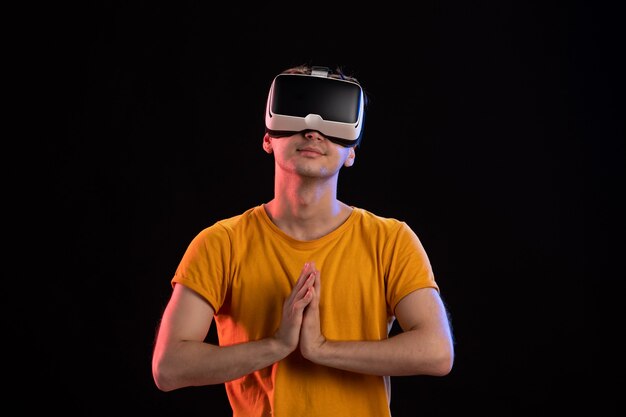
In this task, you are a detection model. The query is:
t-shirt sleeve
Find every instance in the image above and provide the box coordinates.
[386,222,438,313]
[171,223,232,313]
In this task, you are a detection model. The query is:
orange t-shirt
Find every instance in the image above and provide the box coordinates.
[172,205,438,417]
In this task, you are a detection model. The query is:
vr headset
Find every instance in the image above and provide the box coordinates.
[265,66,365,147]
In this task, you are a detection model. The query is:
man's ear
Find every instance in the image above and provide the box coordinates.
[263,133,273,154]
[344,146,356,167]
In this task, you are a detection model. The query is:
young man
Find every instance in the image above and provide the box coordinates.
[152,65,454,416]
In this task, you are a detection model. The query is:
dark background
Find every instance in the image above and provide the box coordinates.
[42,1,623,415]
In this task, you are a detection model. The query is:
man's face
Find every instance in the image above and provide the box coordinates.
[264,131,355,179]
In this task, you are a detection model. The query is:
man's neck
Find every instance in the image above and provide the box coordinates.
[263,195,352,241]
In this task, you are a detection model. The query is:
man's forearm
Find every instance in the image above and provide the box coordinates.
[153,337,291,391]
[302,329,454,377]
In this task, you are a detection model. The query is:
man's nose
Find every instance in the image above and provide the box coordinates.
[304,130,325,141]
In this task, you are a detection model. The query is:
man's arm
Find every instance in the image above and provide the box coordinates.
[300,270,454,376]
[152,268,316,391]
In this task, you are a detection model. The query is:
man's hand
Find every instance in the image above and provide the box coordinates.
[273,262,316,353]
[300,262,326,360]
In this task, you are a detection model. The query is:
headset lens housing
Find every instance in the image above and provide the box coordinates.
[265,73,365,146]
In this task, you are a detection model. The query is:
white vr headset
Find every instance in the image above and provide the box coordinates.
[265,66,365,147]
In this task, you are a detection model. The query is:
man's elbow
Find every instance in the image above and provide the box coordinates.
[152,356,181,392]
[431,348,454,376]
[408,337,454,377]
[153,371,174,392]
[429,339,454,376]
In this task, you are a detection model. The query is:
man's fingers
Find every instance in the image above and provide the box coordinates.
[287,262,318,309]
[292,263,313,292]
[292,274,315,308]
[291,262,316,294]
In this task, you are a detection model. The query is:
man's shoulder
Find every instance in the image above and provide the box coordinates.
[350,207,411,237]
[352,207,404,226]
[213,205,262,229]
